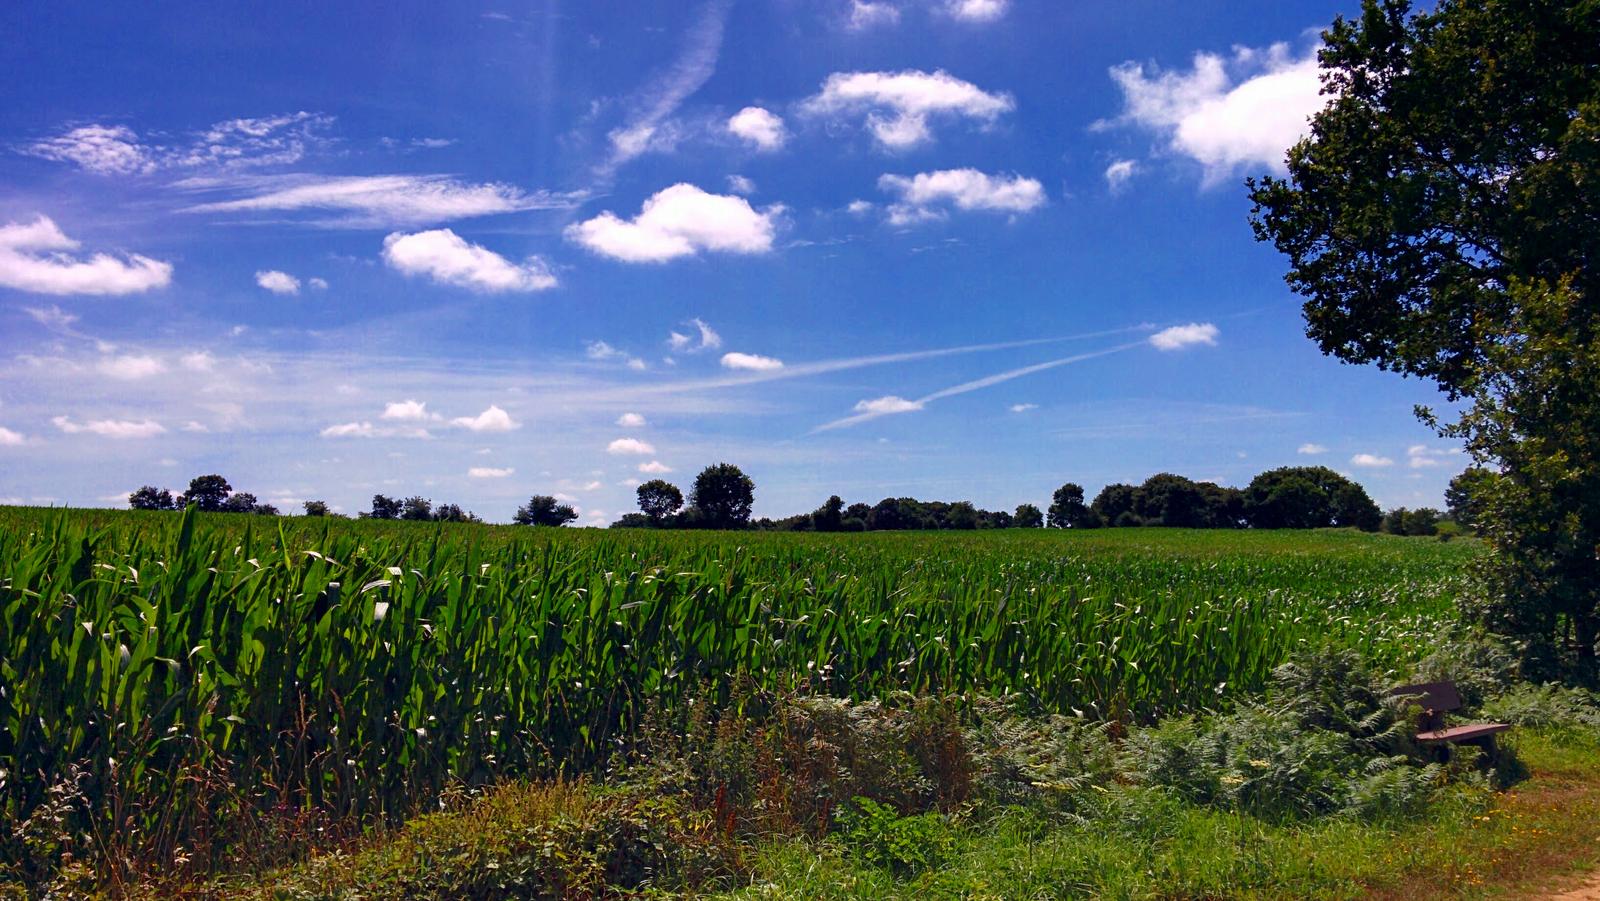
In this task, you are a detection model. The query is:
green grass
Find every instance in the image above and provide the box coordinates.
[0,506,1478,886]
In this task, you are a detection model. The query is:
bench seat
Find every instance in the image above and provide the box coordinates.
[1415,722,1510,743]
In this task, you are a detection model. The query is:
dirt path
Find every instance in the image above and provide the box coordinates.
[1541,872,1600,900]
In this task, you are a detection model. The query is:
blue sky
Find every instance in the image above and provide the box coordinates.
[0,0,1465,522]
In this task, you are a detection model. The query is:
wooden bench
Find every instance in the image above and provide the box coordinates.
[1390,681,1510,758]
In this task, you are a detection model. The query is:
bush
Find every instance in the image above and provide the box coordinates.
[833,797,955,877]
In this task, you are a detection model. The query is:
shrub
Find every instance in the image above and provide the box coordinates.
[833,797,955,877]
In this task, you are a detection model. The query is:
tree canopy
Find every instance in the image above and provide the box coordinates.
[689,463,755,529]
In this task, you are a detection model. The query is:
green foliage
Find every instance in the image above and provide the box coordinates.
[513,494,578,526]
[833,797,955,877]
[690,463,756,529]
[1445,467,1497,531]
[1012,503,1043,529]
[1245,466,1381,531]
[636,479,684,524]
[0,509,1476,884]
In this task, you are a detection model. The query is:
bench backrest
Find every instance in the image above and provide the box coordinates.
[1390,681,1463,731]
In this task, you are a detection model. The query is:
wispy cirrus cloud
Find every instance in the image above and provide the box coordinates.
[813,341,1146,432]
[23,113,334,175]
[180,174,583,228]
[599,0,732,175]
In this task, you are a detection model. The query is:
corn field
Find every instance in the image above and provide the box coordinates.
[0,506,1474,875]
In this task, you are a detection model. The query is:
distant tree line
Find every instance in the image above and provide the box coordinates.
[129,475,283,516]
[132,462,1472,538]
[611,465,1393,533]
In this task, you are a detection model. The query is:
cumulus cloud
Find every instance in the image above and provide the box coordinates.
[801,69,1013,150]
[1149,322,1219,350]
[1103,43,1324,182]
[0,426,25,446]
[848,0,901,29]
[307,277,329,290]
[1105,159,1138,192]
[727,106,788,151]
[617,412,647,428]
[568,184,779,263]
[855,395,924,415]
[468,466,514,478]
[182,174,581,228]
[878,168,1045,224]
[1297,443,1328,455]
[0,215,173,296]
[97,354,166,380]
[52,415,166,439]
[451,405,520,432]
[638,460,673,474]
[721,352,784,371]
[1350,453,1394,468]
[255,270,300,294]
[382,228,557,293]
[381,399,438,421]
[945,0,1008,21]
[181,351,216,372]
[608,437,656,456]
[726,174,756,195]
[668,318,723,353]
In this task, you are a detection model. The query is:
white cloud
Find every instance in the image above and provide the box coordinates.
[180,351,216,372]
[638,460,673,474]
[721,352,784,371]
[727,106,788,151]
[468,466,514,479]
[381,399,438,421]
[801,69,1013,150]
[586,341,646,370]
[23,304,80,330]
[1297,442,1328,455]
[23,124,153,175]
[255,269,300,294]
[1407,444,1462,469]
[26,114,335,176]
[878,169,1045,224]
[97,354,166,380]
[608,437,656,455]
[382,228,557,293]
[726,174,756,195]
[1104,43,1324,182]
[600,0,729,173]
[1009,403,1037,413]
[52,415,166,439]
[182,420,209,433]
[0,426,24,446]
[451,405,520,432]
[617,412,647,428]
[0,215,173,296]
[567,184,779,263]
[318,421,431,439]
[1105,159,1138,192]
[848,0,901,29]
[1149,322,1219,350]
[945,0,1007,21]
[846,200,874,215]
[855,395,924,415]
[308,277,329,290]
[667,318,723,353]
[182,174,580,228]
[1351,453,1395,468]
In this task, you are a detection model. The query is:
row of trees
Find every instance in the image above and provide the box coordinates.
[130,475,281,516]
[361,494,482,523]
[610,465,1389,534]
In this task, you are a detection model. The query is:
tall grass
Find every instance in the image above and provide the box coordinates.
[0,506,1473,880]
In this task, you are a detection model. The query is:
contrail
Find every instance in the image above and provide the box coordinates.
[810,340,1147,433]
[625,324,1155,397]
